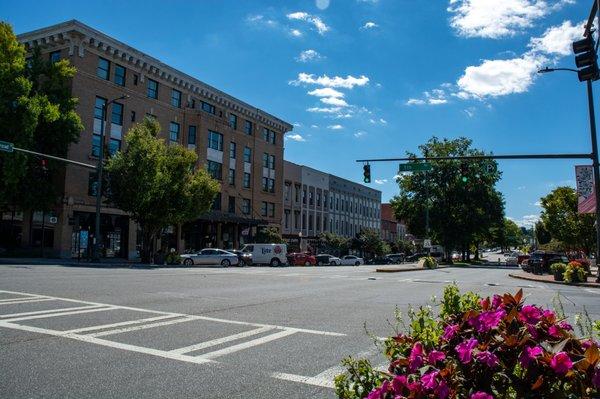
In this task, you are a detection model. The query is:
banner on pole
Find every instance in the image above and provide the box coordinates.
[576,165,596,214]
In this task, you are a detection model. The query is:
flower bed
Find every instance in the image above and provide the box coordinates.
[564,261,587,284]
[335,285,600,399]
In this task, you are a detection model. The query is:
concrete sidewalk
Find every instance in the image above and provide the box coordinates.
[509,271,600,288]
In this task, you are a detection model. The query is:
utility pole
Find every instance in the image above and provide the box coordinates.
[586,79,600,280]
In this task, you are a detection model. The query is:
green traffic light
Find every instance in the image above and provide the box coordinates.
[462,176,468,183]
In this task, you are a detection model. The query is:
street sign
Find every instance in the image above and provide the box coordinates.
[576,165,595,213]
[0,141,14,153]
[398,162,432,172]
[423,239,432,248]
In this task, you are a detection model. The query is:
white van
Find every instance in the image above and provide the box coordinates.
[240,243,287,266]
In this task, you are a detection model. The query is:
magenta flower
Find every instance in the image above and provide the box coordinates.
[476,350,499,368]
[436,380,450,399]
[519,305,542,325]
[367,380,390,399]
[527,324,540,339]
[558,321,573,331]
[408,342,424,372]
[469,310,505,333]
[428,350,446,364]
[519,345,543,367]
[550,352,573,375]
[392,375,407,393]
[470,392,494,399]
[421,371,439,390]
[543,309,556,320]
[491,294,502,309]
[548,325,562,339]
[582,339,596,350]
[593,368,600,388]
[442,324,459,341]
[456,338,479,364]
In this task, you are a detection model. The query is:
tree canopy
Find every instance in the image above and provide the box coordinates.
[254,226,284,244]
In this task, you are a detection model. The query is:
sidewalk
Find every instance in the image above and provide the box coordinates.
[375,263,445,273]
[508,271,600,288]
[0,257,142,268]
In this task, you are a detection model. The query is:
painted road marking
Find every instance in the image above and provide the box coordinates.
[2,306,116,322]
[170,325,275,355]
[88,315,200,337]
[0,304,107,319]
[198,329,298,360]
[0,298,56,306]
[64,314,181,334]
[0,295,46,303]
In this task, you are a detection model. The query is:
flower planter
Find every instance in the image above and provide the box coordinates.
[553,272,564,281]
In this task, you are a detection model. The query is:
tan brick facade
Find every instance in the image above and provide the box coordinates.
[16,20,292,259]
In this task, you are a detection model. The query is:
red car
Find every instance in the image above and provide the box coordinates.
[287,252,317,266]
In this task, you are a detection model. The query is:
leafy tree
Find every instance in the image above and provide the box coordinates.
[0,22,82,211]
[318,232,350,255]
[391,137,504,260]
[535,221,551,245]
[489,218,523,251]
[357,228,388,256]
[254,226,284,244]
[106,118,219,263]
[539,186,595,254]
[390,239,416,255]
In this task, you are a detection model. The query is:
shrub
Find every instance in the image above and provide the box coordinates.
[550,262,566,281]
[165,251,181,265]
[564,261,587,284]
[421,256,437,269]
[335,285,600,399]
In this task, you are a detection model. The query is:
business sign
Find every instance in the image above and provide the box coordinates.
[423,239,432,248]
[398,163,432,173]
[79,230,89,249]
[0,140,14,153]
[241,228,250,236]
[576,165,595,214]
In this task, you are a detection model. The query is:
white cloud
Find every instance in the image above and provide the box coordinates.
[369,118,387,124]
[307,106,342,113]
[354,131,367,138]
[286,134,306,142]
[246,14,279,29]
[311,124,319,128]
[406,98,426,105]
[406,88,449,105]
[308,87,344,98]
[290,29,303,37]
[448,0,574,39]
[379,118,387,124]
[509,214,540,227]
[291,73,370,89]
[293,122,302,127]
[296,49,323,62]
[529,20,582,56]
[321,97,349,107]
[327,124,343,130]
[361,21,379,30]
[375,179,388,185]
[464,107,476,117]
[287,11,330,35]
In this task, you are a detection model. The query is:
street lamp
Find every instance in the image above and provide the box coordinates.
[537,67,600,280]
[92,94,129,262]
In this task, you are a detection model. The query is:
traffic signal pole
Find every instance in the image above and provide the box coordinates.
[586,79,600,281]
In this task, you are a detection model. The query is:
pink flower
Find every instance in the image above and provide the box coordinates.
[469,310,505,333]
[428,350,446,364]
[548,325,562,338]
[582,339,596,350]
[442,324,459,341]
[543,309,556,320]
[436,380,450,399]
[367,380,390,399]
[408,342,424,372]
[550,352,573,375]
[593,368,600,388]
[456,338,479,364]
[519,345,543,367]
[476,350,499,368]
[392,375,407,393]
[491,294,502,309]
[470,392,494,399]
[519,305,542,325]
[421,371,438,390]
[527,324,540,339]
[558,321,573,331]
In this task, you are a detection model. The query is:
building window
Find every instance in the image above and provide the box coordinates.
[262,177,268,192]
[295,185,300,202]
[302,189,306,204]
[171,89,182,108]
[208,130,223,151]
[133,74,138,85]
[228,168,235,186]
[114,65,126,86]
[147,79,158,99]
[169,122,180,144]
[201,101,215,114]
[268,203,275,218]
[262,153,269,168]
[294,211,300,229]
[229,142,236,159]
[228,196,236,214]
[131,111,136,122]
[270,131,276,145]
[188,125,197,145]
[88,172,99,196]
[109,138,120,155]
[317,192,321,207]
[243,120,253,135]
[261,202,268,217]
[111,103,123,126]
[212,193,221,211]
[284,210,290,228]
[190,98,196,109]
[269,155,275,169]
[284,183,291,201]
[50,50,61,63]
[97,57,110,80]
[243,172,251,188]
[207,160,222,180]
[242,199,251,215]
[243,147,252,163]
[229,113,237,129]
[309,192,314,206]
[309,215,313,230]
[262,128,269,142]
[92,97,106,157]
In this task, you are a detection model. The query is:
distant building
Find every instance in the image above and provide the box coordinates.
[381,203,407,243]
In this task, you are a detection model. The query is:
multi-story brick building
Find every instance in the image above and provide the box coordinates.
[282,161,381,249]
[381,203,407,243]
[15,20,292,259]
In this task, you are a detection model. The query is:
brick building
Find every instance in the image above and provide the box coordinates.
[380,203,407,243]
[14,20,292,259]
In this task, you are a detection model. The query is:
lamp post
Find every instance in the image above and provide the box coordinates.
[92,94,129,262]
[538,67,600,279]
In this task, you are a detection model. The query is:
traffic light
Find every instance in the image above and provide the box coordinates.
[459,162,468,183]
[40,158,49,176]
[573,36,598,82]
[363,164,371,183]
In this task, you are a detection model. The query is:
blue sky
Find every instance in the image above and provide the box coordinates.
[1,0,595,227]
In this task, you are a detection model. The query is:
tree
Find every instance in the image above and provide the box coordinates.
[357,228,388,257]
[390,239,416,255]
[0,22,82,211]
[390,137,504,260]
[539,186,595,254]
[489,218,523,251]
[254,226,284,244]
[318,232,350,255]
[535,221,551,246]
[106,118,220,263]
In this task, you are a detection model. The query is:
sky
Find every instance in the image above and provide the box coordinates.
[1,0,596,227]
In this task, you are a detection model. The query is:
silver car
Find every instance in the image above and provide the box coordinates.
[181,249,239,267]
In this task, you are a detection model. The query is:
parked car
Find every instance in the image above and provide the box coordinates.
[366,256,392,265]
[505,252,520,265]
[405,252,428,262]
[386,253,405,264]
[315,254,341,266]
[240,243,288,267]
[180,249,240,267]
[287,252,317,266]
[340,255,364,266]
[227,249,252,266]
[525,251,568,274]
[451,252,461,261]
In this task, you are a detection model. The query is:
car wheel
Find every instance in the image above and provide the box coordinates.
[304,261,310,266]
[221,259,230,267]
[330,261,336,266]
[183,258,193,266]
[270,258,281,267]
[355,261,360,266]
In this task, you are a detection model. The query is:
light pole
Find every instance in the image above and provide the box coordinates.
[538,67,600,279]
[92,94,129,262]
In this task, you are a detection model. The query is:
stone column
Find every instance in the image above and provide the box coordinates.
[233,224,239,249]
[216,222,223,248]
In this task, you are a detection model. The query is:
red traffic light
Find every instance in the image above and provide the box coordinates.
[573,36,595,54]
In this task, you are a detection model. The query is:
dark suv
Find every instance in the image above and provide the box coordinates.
[525,251,568,274]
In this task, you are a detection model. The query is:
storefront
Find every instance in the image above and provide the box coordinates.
[182,213,267,251]
[69,211,129,259]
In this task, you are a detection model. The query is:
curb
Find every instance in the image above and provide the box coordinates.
[376,266,447,273]
[508,273,600,289]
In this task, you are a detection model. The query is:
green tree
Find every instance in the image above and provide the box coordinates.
[357,228,388,256]
[390,238,416,255]
[489,218,523,251]
[318,232,350,255]
[0,22,82,211]
[539,186,595,254]
[390,137,504,260]
[535,221,551,245]
[106,118,219,263]
[254,226,284,244]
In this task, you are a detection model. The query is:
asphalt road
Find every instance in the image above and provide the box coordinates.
[1,263,599,399]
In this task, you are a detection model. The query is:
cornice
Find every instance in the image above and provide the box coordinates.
[17,19,293,133]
